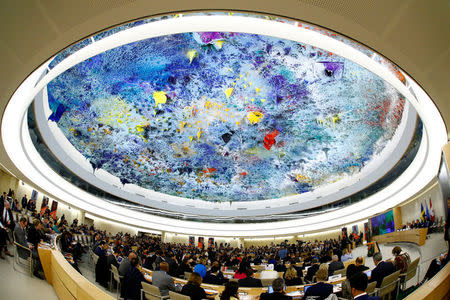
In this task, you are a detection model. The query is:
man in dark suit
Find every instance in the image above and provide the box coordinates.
[369,252,395,288]
[305,258,320,283]
[328,255,345,276]
[259,278,292,300]
[204,265,228,285]
[21,195,28,211]
[238,268,263,287]
[2,201,15,232]
[152,262,179,296]
[350,271,381,300]
[346,256,369,278]
[122,255,151,300]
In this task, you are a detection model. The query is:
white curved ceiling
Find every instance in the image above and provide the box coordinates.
[0,2,448,235]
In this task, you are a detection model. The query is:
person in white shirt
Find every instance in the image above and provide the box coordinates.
[341,249,354,262]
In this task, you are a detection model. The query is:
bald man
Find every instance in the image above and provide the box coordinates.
[152,262,179,296]
[119,252,137,276]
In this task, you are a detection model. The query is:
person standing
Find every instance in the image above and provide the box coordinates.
[21,195,28,211]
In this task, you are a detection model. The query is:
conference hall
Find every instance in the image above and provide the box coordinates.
[0,1,448,299]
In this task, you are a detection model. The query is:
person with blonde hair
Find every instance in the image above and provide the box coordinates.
[181,272,207,300]
[284,266,303,286]
[303,264,333,299]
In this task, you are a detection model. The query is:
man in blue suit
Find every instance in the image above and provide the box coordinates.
[369,252,395,288]
[349,272,381,300]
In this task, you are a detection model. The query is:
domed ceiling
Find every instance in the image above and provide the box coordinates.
[44,14,408,204]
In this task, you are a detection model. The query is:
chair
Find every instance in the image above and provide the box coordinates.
[12,236,33,276]
[333,268,346,276]
[184,271,192,280]
[366,281,377,295]
[399,257,419,289]
[169,291,190,300]
[343,259,355,269]
[141,281,170,300]
[377,270,400,300]
[261,278,274,287]
[92,253,99,276]
[110,264,123,299]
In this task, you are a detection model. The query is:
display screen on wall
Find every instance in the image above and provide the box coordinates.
[40,196,49,215]
[371,210,395,236]
[198,237,204,248]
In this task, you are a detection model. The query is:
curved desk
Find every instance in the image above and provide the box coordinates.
[372,228,428,246]
[38,238,114,300]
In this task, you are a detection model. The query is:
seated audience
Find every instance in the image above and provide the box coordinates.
[181,272,207,300]
[284,265,303,286]
[349,272,381,300]
[216,281,239,300]
[193,258,207,278]
[152,262,179,296]
[328,254,345,276]
[14,217,44,279]
[341,248,354,262]
[260,264,279,280]
[304,258,320,283]
[238,268,262,287]
[204,265,228,285]
[233,262,247,279]
[177,256,193,277]
[303,264,333,300]
[420,253,449,284]
[259,278,292,300]
[346,256,369,277]
[122,254,150,300]
[119,252,137,276]
[369,252,395,288]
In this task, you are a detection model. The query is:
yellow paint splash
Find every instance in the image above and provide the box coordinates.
[215,40,224,49]
[247,111,264,124]
[186,50,198,63]
[224,87,234,99]
[153,91,167,107]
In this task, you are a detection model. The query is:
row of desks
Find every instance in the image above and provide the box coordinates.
[140,267,344,299]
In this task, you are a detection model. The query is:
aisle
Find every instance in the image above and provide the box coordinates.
[0,246,58,300]
[77,251,117,298]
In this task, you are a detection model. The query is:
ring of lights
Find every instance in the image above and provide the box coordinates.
[2,15,446,236]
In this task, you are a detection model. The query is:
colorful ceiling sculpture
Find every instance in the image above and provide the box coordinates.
[46,31,405,202]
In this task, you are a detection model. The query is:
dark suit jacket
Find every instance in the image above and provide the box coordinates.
[122,266,145,300]
[328,261,345,276]
[1,208,14,231]
[303,282,333,300]
[204,272,228,285]
[180,283,207,300]
[346,264,369,278]
[238,276,263,287]
[305,264,319,282]
[260,292,292,300]
[370,261,395,288]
